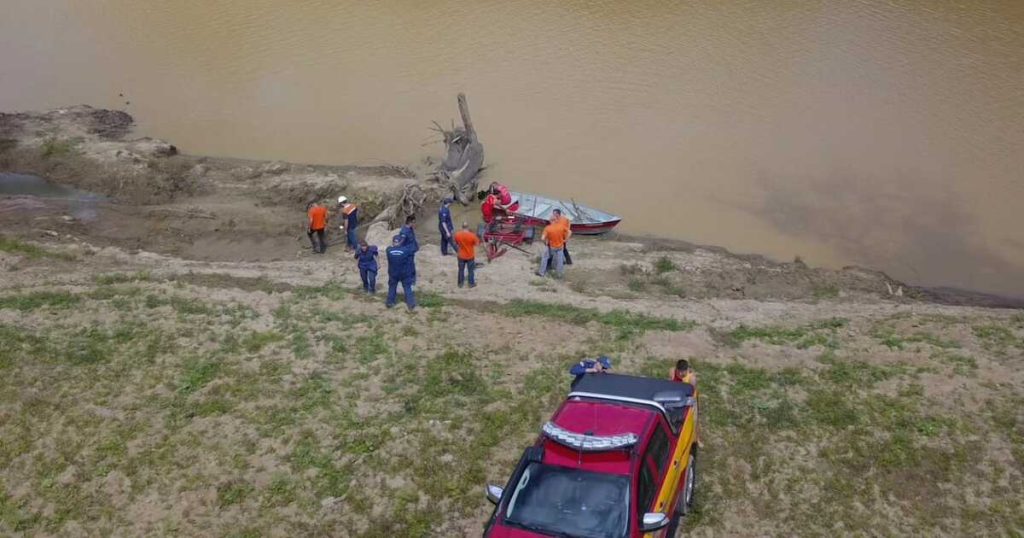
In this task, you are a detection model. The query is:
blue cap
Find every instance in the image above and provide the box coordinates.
[597,356,612,369]
[442,197,454,204]
[392,235,404,244]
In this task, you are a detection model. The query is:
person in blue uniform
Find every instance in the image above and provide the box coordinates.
[569,356,613,387]
[438,198,456,255]
[399,215,419,285]
[338,195,359,251]
[354,240,379,294]
[385,234,417,310]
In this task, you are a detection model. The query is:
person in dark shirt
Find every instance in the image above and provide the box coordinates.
[569,356,612,387]
[399,215,419,285]
[385,234,418,310]
[338,196,359,251]
[354,240,379,294]
[438,198,456,255]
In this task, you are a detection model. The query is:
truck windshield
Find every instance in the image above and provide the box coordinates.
[503,462,630,538]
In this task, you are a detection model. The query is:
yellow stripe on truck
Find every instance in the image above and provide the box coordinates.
[646,400,697,537]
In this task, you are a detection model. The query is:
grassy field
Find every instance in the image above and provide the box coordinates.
[1,260,1023,536]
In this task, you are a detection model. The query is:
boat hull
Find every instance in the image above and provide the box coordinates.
[509,191,621,235]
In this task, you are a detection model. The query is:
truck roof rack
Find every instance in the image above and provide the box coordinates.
[568,373,695,432]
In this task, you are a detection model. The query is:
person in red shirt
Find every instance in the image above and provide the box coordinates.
[481,193,497,224]
[489,181,520,214]
[453,222,480,288]
[306,201,329,254]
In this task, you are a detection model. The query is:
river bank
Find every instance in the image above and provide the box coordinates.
[1,106,1019,308]
[1,106,1022,536]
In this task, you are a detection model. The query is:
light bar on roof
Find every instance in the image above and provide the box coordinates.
[542,422,638,451]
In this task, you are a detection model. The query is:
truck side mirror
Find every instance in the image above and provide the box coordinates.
[485,484,504,505]
[640,512,670,532]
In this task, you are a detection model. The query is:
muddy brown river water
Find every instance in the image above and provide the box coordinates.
[1,1,1022,296]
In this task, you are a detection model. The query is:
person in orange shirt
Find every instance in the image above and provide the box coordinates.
[545,208,573,270]
[453,222,480,288]
[536,216,568,278]
[306,201,329,254]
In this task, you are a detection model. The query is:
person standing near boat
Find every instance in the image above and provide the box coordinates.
[489,181,520,214]
[543,208,573,273]
[536,217,568,278]
[552,208,573,266]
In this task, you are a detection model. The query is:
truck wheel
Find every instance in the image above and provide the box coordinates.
[680,448,697,515]
[666,446,698,536]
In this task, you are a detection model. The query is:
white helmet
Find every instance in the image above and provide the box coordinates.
[337,195,348,205]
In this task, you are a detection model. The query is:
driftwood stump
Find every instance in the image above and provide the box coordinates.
[434,93,485,204]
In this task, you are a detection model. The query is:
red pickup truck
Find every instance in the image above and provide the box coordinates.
[483,373,700,538]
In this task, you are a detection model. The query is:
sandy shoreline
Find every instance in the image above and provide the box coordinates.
[1,105,1019,309]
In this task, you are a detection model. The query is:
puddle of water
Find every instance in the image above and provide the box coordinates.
[0,173,106,221]
[0,173,106,201]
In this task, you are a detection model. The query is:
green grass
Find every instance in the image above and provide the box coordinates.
[40,137,80,159]
[177,359,221,395]
[503,299,693,339]
[666,354,992,535]
[0,290,81,311]
[812,284,839,299]
[217,479,254,507]
[721,318,846,348]
[654,256,677,274]
[1,267,1020,537]
[241,331,285,353]
[93,271,152,285]
[973,324,1020,352]
[873,327,962,351]
[417,291,446,308]
[0,236,74,261]
[354,332,391,364]
[0,237,48,258]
